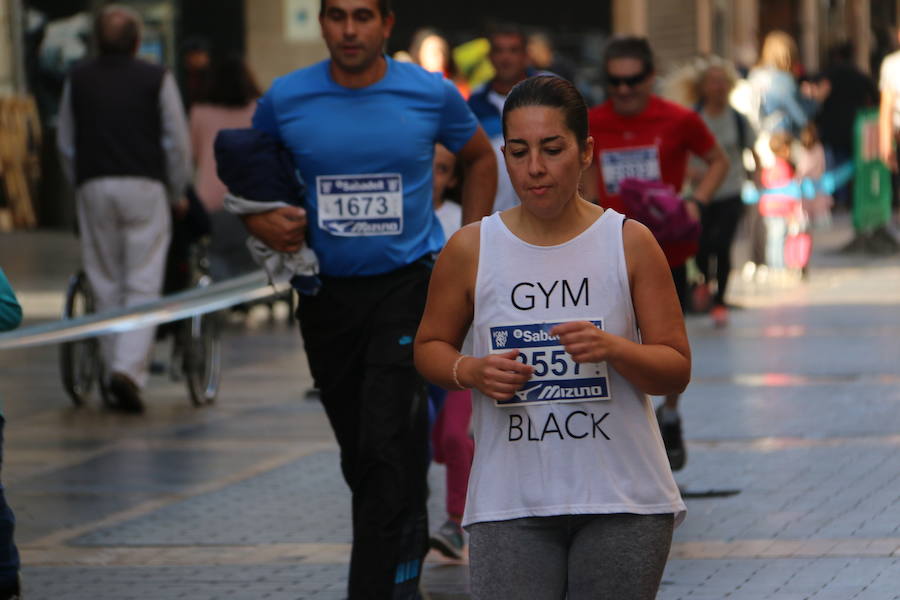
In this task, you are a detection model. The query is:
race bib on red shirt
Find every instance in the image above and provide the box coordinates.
[599,145,661,195]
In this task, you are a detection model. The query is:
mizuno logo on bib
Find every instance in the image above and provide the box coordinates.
[489,320,611,407]
[316,173,403,236]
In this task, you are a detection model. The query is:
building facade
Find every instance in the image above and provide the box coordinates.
[614,0,900,75]
[4,0,900,228]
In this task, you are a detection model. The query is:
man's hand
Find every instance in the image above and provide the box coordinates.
[172,196,189,219]
[684,198,701,222]
[242,207,307,252]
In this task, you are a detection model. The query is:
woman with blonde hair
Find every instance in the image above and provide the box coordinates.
[743,32,829,280]
[747,31,829,138]
[667,56,759,326]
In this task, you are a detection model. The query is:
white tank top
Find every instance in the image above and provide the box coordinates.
[463,209,686,527]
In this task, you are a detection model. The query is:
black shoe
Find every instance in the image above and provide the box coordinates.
[108,372,145,414]
[148,360,167,375]
[656,405,686,471]
[0,573,21,599]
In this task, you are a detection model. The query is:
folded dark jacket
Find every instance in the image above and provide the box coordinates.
[214,128,305,205]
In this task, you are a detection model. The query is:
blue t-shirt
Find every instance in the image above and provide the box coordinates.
[253,57,479,277]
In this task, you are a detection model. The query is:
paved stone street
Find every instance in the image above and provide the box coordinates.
[1,214,899,599]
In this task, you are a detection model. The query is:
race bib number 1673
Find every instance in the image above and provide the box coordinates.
[489,320,611,407]
[316,173,403,237]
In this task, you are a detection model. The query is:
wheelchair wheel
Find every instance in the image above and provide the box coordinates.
[59,272,111,407]
[184,311,221,406]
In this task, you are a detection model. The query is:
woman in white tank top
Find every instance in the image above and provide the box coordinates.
[415,76,690,599]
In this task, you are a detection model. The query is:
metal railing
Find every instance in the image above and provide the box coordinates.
[0,271,291,351]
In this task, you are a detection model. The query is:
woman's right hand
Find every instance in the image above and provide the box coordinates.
[459,350,534,401]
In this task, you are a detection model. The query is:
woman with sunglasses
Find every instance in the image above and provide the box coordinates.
[582,36,729,474]
[415,75,689,600]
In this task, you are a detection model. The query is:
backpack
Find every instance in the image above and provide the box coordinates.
[618,178,701,244]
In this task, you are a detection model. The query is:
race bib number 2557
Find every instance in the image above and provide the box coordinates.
[489,321,611,407]
[316,173,403,237]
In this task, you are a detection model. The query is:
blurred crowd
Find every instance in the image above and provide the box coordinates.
[3,4,900,599]
[168,23,896,300]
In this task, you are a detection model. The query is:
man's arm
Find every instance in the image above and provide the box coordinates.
[159,71,192,202]
[455,126,496,224]
[241,92,308,252]
[880,87,897,171]
[56,80,76,185]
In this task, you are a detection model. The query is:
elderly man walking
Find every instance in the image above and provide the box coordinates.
[57,4,191,413]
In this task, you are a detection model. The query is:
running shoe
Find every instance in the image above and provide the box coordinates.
[0,572,21,599]
[691,283,712,313]
[741,261,756,282]
[429,519,465,560]
[108,372,144,414]
[656,405,686,471]
[710,304,729,328]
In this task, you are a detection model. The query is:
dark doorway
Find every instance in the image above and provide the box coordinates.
[178,0,245,57]
[758,0,801,50]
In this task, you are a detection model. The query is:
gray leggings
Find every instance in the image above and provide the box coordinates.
[468,513,674,600]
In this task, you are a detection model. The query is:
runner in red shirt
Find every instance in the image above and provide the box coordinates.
[582,36,729,471]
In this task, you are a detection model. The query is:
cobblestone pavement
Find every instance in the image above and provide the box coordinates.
[1,215,899,599]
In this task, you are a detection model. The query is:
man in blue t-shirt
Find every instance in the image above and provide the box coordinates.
[242,0,496,597]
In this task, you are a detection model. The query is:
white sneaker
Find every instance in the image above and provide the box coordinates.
[741,261,756,282]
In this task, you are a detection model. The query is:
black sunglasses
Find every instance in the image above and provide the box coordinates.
[605,69,650,88]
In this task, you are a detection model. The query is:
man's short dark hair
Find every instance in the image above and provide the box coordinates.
[94,4,142,56]
[319,0,392,17]
[488,23,528,50]
[603,36,655,74]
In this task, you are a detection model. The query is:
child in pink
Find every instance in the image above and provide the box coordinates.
[759,132,800,270]
[428,144,473,560]
[796,123,832,229]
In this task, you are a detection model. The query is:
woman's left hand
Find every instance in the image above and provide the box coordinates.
[550,321,621,364]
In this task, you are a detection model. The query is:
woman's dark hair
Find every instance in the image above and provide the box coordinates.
[502,75,589,150]
[603,36,655,74]
[205,54,261,108]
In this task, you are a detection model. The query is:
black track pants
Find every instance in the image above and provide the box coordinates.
[298,261,431,600]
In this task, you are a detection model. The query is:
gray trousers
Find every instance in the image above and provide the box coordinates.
[468,513,674,600]
[76,177,171,388]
